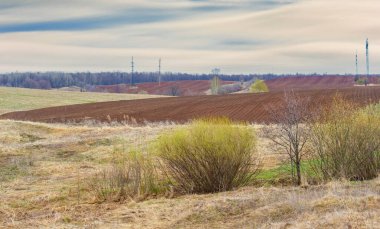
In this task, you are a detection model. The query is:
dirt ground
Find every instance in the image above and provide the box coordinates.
[2,87,380,124]
[266,76,380,91]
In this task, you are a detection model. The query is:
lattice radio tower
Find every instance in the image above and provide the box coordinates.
[131,56,135,86]
[158,58,161,86]
[355,50,358,76]
[366,39,369,77]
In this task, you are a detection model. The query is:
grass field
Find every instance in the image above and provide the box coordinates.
[0,87,379,228]
[0,120,378,228]
[0,87,164,114]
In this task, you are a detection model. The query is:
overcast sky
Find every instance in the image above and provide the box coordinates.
[0,0,378,74]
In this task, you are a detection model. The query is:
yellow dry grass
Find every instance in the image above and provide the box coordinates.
[0,120,379,228]
[0,86,165,114]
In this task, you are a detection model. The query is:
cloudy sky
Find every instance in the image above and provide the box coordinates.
[0,0,378,74]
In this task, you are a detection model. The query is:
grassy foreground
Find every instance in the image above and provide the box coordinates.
[0,87,164,114]
[0,120,379,228]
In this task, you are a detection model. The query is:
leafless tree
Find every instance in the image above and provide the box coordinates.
[168,86,180,96]
[263,91,313,186]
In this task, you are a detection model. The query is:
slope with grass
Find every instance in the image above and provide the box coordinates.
[0,120,378,228]
[0,87,164,114]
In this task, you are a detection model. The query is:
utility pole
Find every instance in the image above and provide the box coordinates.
[355,50,358,82]
[211,68,221,95]
[131,56,134,86]
[366,39,369,76]
[366,39,369,85]
[158,58,161,86]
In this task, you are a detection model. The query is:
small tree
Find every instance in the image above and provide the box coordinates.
[263,91,312,186]
[211,76,221,95]
[250,80,269,93]
[168,85,180,96]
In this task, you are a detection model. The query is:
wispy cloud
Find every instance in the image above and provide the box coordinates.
[0,0,378,74]
[0,9,176,33]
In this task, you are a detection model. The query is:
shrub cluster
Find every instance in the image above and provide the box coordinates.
[250,80,269,93]
[90,118,259,200]
[89,98,379,201]
[311,98,380,181]
[156,118,259,193]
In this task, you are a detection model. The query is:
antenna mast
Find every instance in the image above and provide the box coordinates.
[158,58,161,86]
[131,56,134,86]
[355,50,358,81]
[366,39,369,77]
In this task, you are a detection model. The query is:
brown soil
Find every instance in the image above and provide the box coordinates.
[2,87,380,124]
[266,76,379,91]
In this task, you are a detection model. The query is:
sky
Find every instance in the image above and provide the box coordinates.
[0,0,379,74]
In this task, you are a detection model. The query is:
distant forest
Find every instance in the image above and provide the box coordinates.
[0,72,371,90]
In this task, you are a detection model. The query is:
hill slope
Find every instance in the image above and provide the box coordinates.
[93,80,235,96]
[266,76,354,91]
[0,120,378,228]
[2,87,380,124]
[266,76,380,91]
[0,87,164,114]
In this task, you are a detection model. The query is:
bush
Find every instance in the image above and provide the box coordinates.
[156,118,259,194]
[250,80,269,93]
[311,98,380,181]
[90,150,163,202]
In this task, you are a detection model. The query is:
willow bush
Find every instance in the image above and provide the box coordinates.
[311,98,380,181]
[250,80,269,93]
[156,118,259,194]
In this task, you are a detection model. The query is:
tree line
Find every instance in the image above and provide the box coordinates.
[0,72,369,90]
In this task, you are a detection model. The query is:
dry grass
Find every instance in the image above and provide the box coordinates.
[0,120,176,227]
[0,120,378,228]
[0,86,165,114]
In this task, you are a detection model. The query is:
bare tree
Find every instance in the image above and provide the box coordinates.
[263,91,313,186]
[168,85,180,96]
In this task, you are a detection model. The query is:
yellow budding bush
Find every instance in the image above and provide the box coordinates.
[156,118,259,194]
[250,80,269,93]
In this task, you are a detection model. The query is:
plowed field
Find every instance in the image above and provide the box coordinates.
[2,87,380,124]
[266,76,379,91]
[93,80,235,96]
